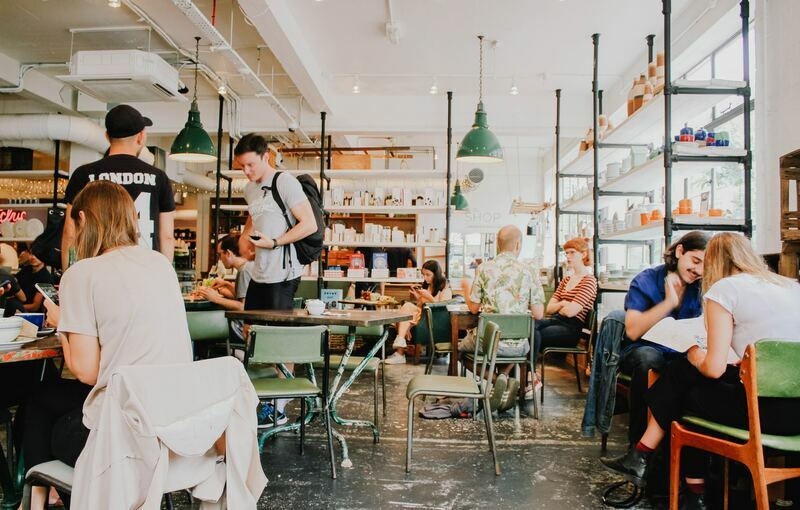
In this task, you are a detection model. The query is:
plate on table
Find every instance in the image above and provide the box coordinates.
[0,338,37,351]
[37,327,56,337]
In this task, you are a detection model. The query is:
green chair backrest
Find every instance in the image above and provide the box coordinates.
[186,310,229,342]
[479,321,501,397]
[478,313,532,341]
[329,325,384,337]
[755,339,800,398]
[419,301,456,345]
[249,325,327,364]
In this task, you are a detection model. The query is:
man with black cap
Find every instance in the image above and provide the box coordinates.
[61,104,175,268]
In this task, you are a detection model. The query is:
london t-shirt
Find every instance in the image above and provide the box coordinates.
[58,245,192,429]
[65,155,176,252]
[243,172,308,284]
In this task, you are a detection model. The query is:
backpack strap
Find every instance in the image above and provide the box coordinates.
[266,172,292,275]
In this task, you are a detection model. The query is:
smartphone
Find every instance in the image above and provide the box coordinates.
[0,279,11,288]
[35,283,59,305]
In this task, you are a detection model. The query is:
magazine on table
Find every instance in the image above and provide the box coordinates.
[642,316,739,363]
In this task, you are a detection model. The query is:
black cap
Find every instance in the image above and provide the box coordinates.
[105,104,153,139]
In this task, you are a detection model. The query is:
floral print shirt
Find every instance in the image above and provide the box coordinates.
[469,252,545,314]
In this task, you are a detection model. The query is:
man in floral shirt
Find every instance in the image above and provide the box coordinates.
[459,225,545,357]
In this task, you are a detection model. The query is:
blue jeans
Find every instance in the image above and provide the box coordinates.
[581,310,626,438]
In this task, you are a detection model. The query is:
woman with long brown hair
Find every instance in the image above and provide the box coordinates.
[22,181,192,510]
[602,233,800,509]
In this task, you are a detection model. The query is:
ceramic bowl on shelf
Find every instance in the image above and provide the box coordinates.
[13,220,27,238]
[0,222,13,238]
[26,219,44,238]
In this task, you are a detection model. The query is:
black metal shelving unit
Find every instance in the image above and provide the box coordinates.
[662,0,752,243]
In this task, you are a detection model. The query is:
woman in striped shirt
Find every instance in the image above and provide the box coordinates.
[533,237,598,361]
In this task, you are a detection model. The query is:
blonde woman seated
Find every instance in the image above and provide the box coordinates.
[385,260,452,364]
[602,233,800,509]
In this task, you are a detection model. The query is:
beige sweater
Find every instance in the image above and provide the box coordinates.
[71,357,267,509]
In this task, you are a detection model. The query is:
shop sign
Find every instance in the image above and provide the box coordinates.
[0,209,27,223]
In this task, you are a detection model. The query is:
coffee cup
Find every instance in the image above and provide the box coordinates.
[305,299,325,316]
[17,312,44,330]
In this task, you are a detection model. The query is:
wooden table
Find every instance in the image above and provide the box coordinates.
[338,298,397,309]
[0,335,62,364]
[226,308,412,470]
[447,304,479,376]
[0,335,62,508]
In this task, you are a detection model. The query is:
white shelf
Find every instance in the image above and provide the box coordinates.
[301,276,424,283]
[326,206,445,215]
[603,88,735,145]
[560,193,593,213]
[600,155,742,194]
[0,237,36,242]
[221,169,444,180]
[324,241,445,249]
[0,170,69,179]
[601,221,665,241]
[2,203,66,209]
[599,282,631,292]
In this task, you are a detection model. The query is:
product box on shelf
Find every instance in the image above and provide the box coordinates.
[347,268,367,278]
[371,268,389,279]
[397,267,418,279]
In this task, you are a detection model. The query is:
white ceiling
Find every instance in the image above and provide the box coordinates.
[0,0,728,149]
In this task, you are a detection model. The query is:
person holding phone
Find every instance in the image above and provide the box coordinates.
[384,260,452,365]
[12,244,53,313]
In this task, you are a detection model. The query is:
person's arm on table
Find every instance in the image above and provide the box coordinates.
[624,273,682,341]
[196,287,244,311]
[158,211,175,261]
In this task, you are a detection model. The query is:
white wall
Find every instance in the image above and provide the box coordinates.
[754,0,798,254]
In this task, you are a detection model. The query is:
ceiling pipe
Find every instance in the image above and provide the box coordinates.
[169,0,312,143]
[0,114,107,153]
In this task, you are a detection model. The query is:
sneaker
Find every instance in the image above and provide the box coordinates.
[524,376,543,400]
[489,374,507,412]
[257,402,288,428]
[499,377,520,412]
[384,352,407,365]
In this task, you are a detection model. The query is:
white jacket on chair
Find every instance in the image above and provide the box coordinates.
[71,357,267,509]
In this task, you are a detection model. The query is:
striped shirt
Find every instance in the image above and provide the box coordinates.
[553,275,598,324]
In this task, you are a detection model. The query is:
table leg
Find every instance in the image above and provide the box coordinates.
[329,327,389,446]
[450,315,459,376]
[0,445,19,509]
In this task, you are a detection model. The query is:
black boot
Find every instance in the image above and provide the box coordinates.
[601,447,652,487]
[680,490,708,510]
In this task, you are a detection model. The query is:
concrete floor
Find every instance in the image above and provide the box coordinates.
[230,358,651,510]
[2,357,656,510]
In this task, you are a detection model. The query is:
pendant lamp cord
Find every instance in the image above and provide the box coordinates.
[478,35,484,103]
[193,36,200,102]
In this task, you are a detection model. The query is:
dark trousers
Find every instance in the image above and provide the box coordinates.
[23,379,91,470]
[533,315,583,358]
[620,342,683,445]
[244,278,300,311]
[647,357,800,477]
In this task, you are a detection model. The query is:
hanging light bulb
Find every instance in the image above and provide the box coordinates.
[457,35,503,163]
[108,0,121,7]
[169,37,217,163]
[217,78,227,96]
[351,75,361,94]
[510,78,519,96]
[429,78,438,95]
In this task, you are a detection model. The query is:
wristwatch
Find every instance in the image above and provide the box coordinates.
[272,238,280,250]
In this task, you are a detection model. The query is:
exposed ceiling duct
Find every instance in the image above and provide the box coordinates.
[0,114,108,153]
[169,0,312,143]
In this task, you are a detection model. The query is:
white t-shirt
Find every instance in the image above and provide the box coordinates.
[244,172,308,284]
[59,245,193,429]
[703,273,800,359]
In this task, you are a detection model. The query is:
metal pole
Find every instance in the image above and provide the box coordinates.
[318,112,326,298]
[213,94,224,246]
[591,34,600,279]
[646,34,655,64]
[52,140,60,206]
[554,89,561,287]
[445,91,453,279]
[598,90,604,116]
[741,0,752,238]
[326,135,332,190]
[663,0,673,245]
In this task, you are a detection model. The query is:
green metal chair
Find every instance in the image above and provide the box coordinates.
[421,302,456,375]
[462,313,537,420]
[670,340,800,510]
[539,307,597,403]
[313,325,386,428]
[186,310,231,359]
[246,325,337,478]
[406,320,502,475]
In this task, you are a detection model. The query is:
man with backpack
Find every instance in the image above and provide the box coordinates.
[235,134,321,310]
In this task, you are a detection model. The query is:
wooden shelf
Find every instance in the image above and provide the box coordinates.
[1,203,66,210]
[601,217,745,241]
[324,241,445,249]
[325,206,445,214]
[599,282,631,292]
[221,169,444,180]
[301,276,423,283]
[0,170,69,179]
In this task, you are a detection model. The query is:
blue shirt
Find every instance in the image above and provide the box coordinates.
[624,264,703,353]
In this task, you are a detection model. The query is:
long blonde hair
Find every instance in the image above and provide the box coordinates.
[72,180,139,260]
[702,232,786,294]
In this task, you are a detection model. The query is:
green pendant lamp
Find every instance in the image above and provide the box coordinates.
[450,180,469,211]
[457,35,503,164]
[170,37,217,163]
